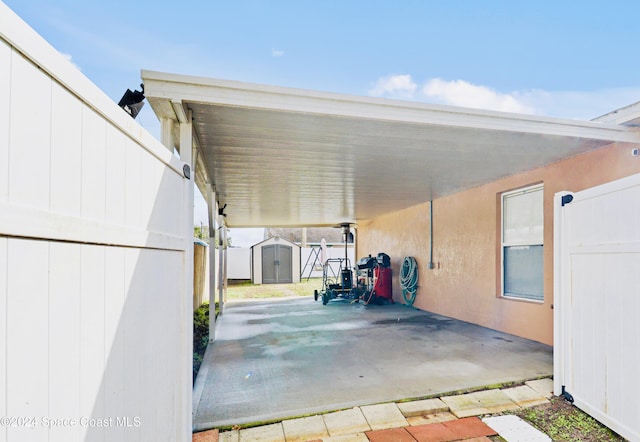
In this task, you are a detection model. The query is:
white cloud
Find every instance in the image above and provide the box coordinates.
[271,48,285,57]
[369,74,640,120]
[368,74,417,99]
[61,52,81,71]
[422,78,534,114]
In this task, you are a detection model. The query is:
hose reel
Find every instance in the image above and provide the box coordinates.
[400,256,419,306]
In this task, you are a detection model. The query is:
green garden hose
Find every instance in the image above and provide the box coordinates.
[400,256,419,306]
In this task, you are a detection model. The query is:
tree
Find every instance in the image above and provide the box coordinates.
[193,225,231,248]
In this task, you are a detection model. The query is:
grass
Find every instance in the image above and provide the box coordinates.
[510,396,625,442]
[226,278,323,300]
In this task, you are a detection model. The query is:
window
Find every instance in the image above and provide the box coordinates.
[501,184,543,301]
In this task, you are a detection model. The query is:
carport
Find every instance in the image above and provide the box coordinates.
[141,71,637,316]
[142,71,636,233]
[141,71,639,429]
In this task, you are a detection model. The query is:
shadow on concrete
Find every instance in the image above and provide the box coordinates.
[193,297,552,430]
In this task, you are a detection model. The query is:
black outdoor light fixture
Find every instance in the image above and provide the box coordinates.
[118,83,145,119]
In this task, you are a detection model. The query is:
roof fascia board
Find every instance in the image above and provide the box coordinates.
[142,70,640,144]
[594,101,640,126]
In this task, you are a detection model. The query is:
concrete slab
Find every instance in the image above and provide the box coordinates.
[238,423,284,442]
[406,412,457,426]
[483,415,551,441]
[322,408,371,436]
[360,403,408,430]
[281,415,329,441]
[502,385,549,408]
[440,393,489,418]
[525,378,554,399]
[469,389,520,414]
[441,389,519,418]
[397,398,449,417]
[194,297,552,429]
[218,430,238,442]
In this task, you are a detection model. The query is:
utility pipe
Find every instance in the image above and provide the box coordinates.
[428,201,435,269]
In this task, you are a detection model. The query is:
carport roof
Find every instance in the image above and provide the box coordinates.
[142,70,640,228]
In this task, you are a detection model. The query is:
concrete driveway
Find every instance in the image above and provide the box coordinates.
[192,297,552,431]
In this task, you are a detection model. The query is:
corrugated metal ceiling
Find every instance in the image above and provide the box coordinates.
[142,71,640,227]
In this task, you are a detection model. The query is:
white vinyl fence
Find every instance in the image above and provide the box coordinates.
[222,246,355,282]
[554,173,640,442]
[228,247,251,279]
[1,4,192,441]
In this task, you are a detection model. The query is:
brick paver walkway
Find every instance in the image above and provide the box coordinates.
[193,378,554,442]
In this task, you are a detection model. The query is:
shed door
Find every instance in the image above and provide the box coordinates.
[278,245,292,283]
[554,173,640,441]
[261,244,292,284]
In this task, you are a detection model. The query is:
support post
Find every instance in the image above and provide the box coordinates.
[553,191,573,397]
[206,184,217,342]
[217,220,225,315]
[179,112,194,440]
[160,117,174,152]
[223,226,228,303]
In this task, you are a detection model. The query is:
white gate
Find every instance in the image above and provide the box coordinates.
[554,173,640,441]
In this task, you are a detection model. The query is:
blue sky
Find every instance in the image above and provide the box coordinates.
[5,0,640,244]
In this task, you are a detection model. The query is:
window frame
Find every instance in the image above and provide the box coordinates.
[500,183,544,302]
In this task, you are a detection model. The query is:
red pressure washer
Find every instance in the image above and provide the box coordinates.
[356,253,393,305]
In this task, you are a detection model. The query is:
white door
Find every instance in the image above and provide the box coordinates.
[554,173,640,441]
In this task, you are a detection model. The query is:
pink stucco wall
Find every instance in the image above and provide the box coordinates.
[357,142,640,345]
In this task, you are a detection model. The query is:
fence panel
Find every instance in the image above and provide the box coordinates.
[555,174,640,441]
[0,5,191,440]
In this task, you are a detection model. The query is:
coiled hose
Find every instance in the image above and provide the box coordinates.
[400,256,419,306]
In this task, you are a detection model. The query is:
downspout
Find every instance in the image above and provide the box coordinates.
[428,200,435,270]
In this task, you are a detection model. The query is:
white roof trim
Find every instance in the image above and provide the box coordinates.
[594,100,640,126]
[143,70,638,143]
[142,70,640,227]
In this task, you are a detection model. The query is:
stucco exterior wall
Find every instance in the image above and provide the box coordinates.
[357,142,640,345]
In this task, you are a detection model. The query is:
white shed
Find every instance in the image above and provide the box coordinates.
[251,236,301,284]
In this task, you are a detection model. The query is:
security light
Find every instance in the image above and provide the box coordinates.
[118,84,145,119]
